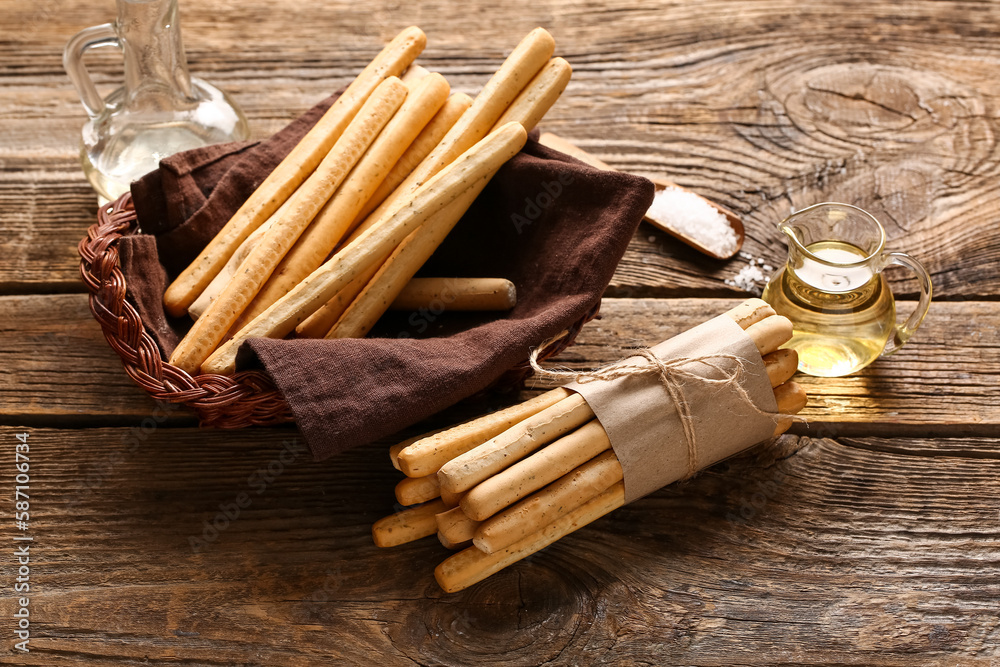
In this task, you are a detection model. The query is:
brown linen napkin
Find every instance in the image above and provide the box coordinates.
[124,93,654,461]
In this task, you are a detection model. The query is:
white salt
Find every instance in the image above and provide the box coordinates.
[646,186,739,257]
[724,256,773,295]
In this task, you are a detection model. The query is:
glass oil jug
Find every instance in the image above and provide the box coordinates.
[762,203,933,377]
[64,0,249,202]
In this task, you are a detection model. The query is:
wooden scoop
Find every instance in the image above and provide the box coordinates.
[538,132,745,260]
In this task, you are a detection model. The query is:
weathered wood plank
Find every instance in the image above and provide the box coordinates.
[2,294,997,438]
[1,0,997,298]
[0,426,996,664]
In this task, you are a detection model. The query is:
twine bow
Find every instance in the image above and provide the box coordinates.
[529,330,772,480]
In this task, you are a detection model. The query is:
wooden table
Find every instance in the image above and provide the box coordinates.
[2,0,998,664]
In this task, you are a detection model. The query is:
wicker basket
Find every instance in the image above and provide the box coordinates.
[79,192,594,429]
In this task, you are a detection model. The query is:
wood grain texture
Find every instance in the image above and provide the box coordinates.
[0,426,996,665]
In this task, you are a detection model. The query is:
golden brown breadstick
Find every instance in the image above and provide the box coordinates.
[461,420,611,521]
[231,73,451,331]
[390,427,447,471]
[372,498,447,548]
[331,44,570,340]
[294,93,471,339]
[461,345,796,527]
[743,315,794,358]
[726,298,776,330]
[349,28,554,243]
[389,277,516,311]
[352,93,473,229]
[294,266,377,338]
[436,506,481,545]
[438,532,471,551]
[434,482,625,593]
[187,207,281,320]
[397,388,572,478]
[440,487,465,509]
[170,77,409,373]
[326,180,488,338]
[395,474,441,506]
[401,63,430,84]
[163,26,426,317]
[302,29,553,338]
[474,449,622,554]
[436,392,594,494]
[763,348,798,388]
[200,122,529,375]
[435,300,782,492]
[773,380,807,435]
[491,57,572,133]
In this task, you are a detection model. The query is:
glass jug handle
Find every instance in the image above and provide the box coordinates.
[63,23,121,119]
[881,251,933,356]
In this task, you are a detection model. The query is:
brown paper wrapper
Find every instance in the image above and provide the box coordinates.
[566,315,778,503]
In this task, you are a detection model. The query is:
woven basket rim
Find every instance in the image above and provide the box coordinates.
[78,192,294,428]
[78,192,596,429]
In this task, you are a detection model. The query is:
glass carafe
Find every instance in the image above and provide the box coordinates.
[64,0,249,202]
[762,203,933,377]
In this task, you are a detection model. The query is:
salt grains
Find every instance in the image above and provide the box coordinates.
[645,186,739,257]
[725,253,774,295]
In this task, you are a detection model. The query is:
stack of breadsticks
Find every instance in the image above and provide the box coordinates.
[372,299,808,593]
[161,26,572,375]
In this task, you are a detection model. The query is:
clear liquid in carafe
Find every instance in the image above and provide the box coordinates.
[762,240,894,377]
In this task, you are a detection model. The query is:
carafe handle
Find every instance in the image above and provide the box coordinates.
[881,251,933,356]
[63,23,121,119]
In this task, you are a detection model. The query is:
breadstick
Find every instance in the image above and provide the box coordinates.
[726,298,776,330]
[491,57,572,133]
[461,419,612,521]
[390,427,447,471]
[169,77,409,373]
[232,73,451,331]
[447,304,793,512]
[372,498,447,548]
[294,267,376,338]
[436,392,594,494]
[162,26,426,317]
[474,450,622,554]
[401,64,430,84]
[352,93,473,228]
[434,482,625,593]
[461,345,797,525]
[331,46,571,340]
[743,315,793,357]
[438,533,471,551]
[395,474,441,506]
[349,28,554,244]
[397,388,572,478]
[326,180,488,338]
[294,93,473,339]
[188,207,281,320]
[462,345,797,523]
[440,487,465,509]
[201,122,529,375]
[763,348,798,388]
[435,302,782,492]
[300,28,553,337]
[773,381,807,436]
[389,277,516,311]
[436,506,480,544]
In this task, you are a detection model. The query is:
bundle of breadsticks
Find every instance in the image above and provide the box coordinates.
[372,298,808,593]
[161,26,572,375]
